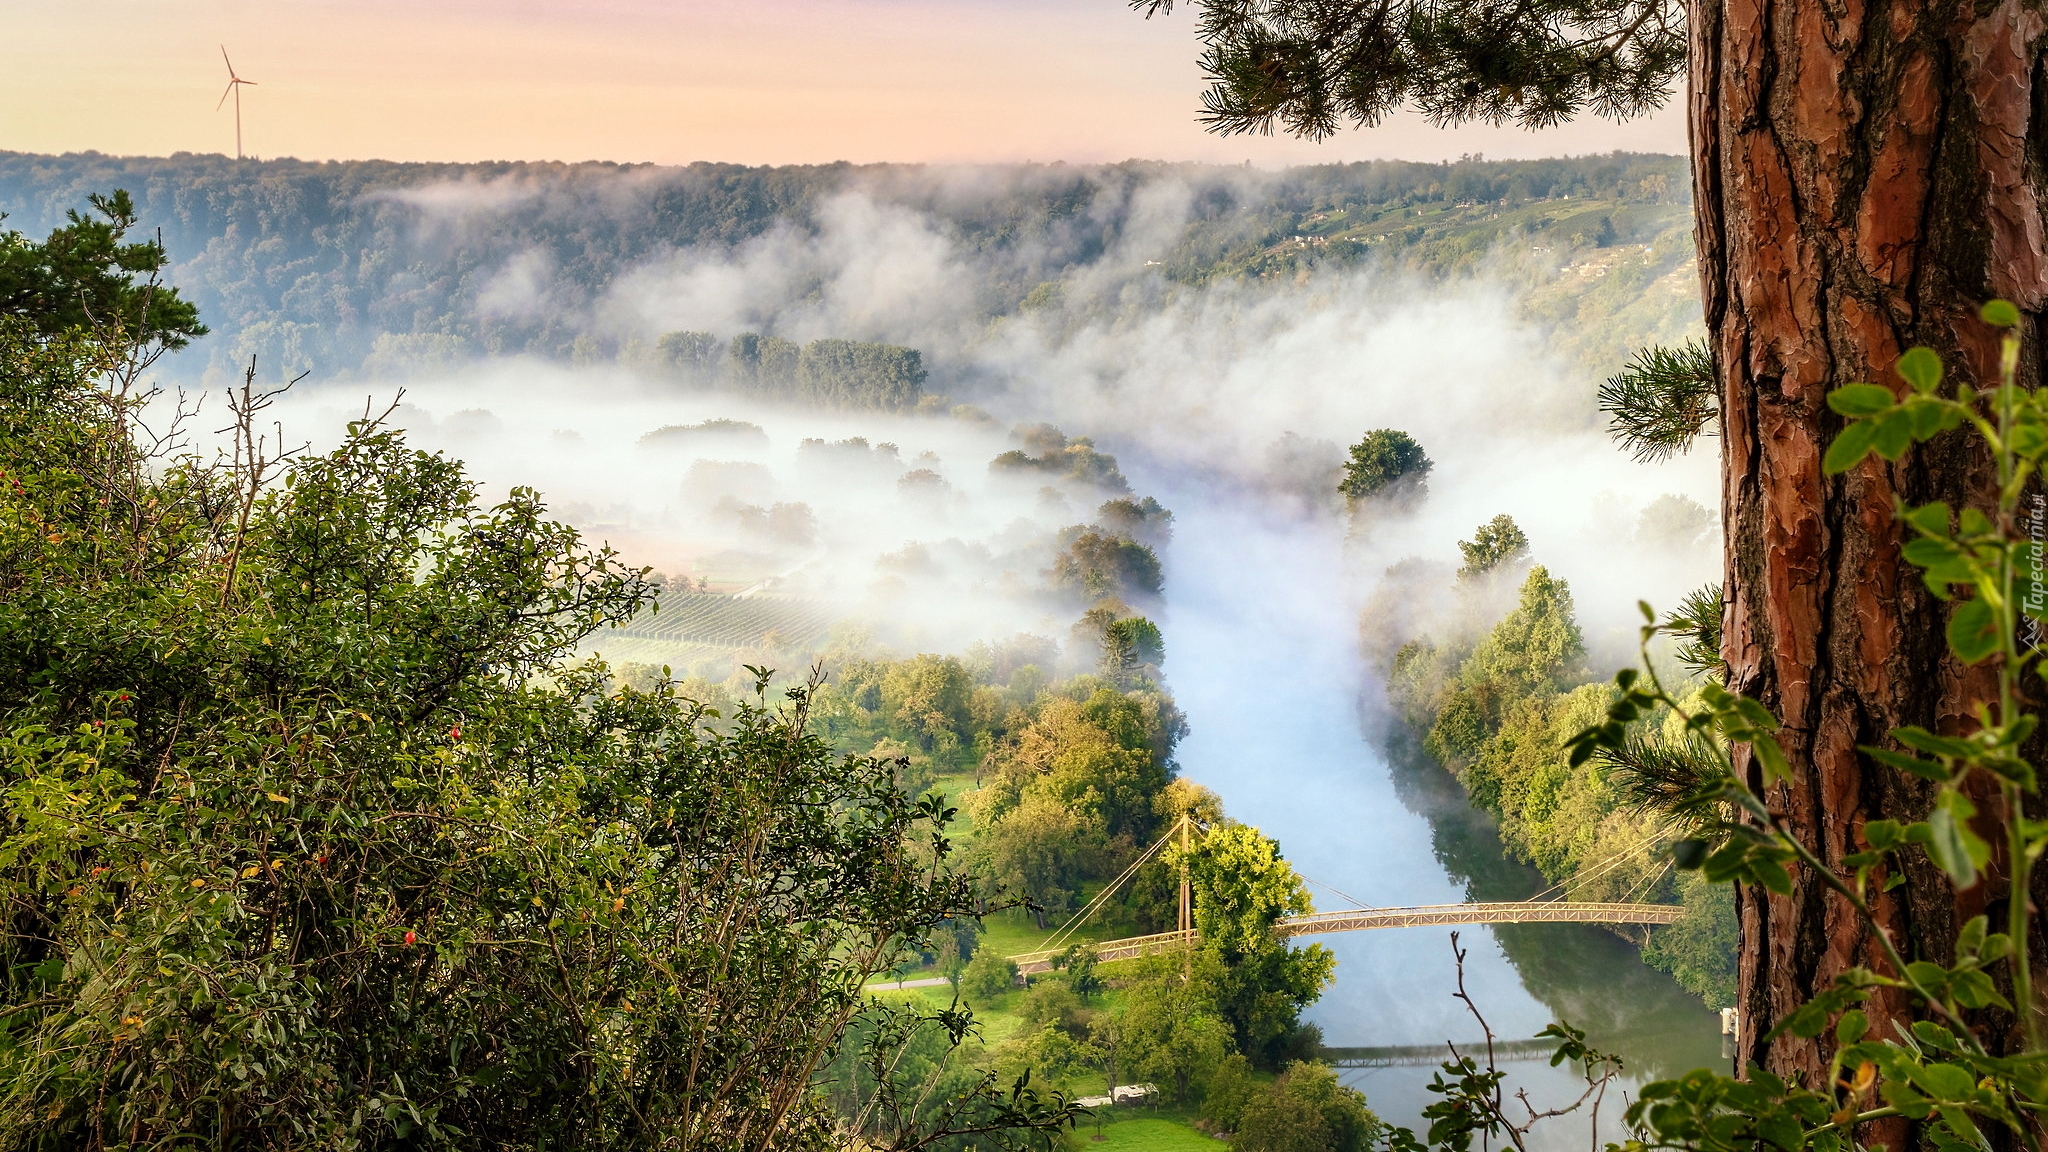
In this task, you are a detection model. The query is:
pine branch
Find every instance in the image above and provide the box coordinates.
[1598,340,1717,463]
[1137,0,1686,138]
[1597,729,1728,835]
[1653,582,1723,680]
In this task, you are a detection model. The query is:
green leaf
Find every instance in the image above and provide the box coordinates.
[1731,697,1782,731]
[1757,1110,1804,1152]
[1946,598,2000,663]
[1948,969,2010,1010]
[1861,745,1951,782]
[1752,857,1793,896]
[1902,502,1953,536]
[1926,795,1988,889]
[1907,963,1953,998]
[1862,819,1905,850]
[2012,418,2048,457]
[1910,1020,1961,1051]
[1751,736,1792,785]
[1829,383,1897,416]
[1956,914,1986,957]
[1672,839,1709,869]
[1979,933,2012,963]
[1893,726,1977,760]
[1902,536,1975,594]
[1913,1062,1975,1101]
[1701,841,1750,884]
[1775,1000,1831,1039]
[1835,1009,1869,1043]
[1908,397,1952,438]
[1981,299,2021,328]
[1871,410,1915,459]
[1896,347,1945,393]
[1823,420,1880,474]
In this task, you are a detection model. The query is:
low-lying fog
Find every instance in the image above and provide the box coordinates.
[248,256,1716,671]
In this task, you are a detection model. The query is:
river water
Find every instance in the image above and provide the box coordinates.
[1152,474,1725,1144]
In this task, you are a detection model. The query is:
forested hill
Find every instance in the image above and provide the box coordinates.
[0,150,1693,384]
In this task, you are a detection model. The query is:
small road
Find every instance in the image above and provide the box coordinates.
[865,976,953,991]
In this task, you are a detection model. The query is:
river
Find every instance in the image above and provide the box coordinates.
[1151,471,1725,1144]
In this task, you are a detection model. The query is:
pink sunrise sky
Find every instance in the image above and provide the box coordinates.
[4,0,1687,166]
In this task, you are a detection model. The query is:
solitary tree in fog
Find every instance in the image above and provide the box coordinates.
[1337,428,1430,503]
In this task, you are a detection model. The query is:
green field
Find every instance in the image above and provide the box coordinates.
[1075,1114,1221,1150]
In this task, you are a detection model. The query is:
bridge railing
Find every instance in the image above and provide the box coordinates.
[1275,901,1684,936]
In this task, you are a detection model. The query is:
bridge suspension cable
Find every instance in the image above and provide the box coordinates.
[1301,873,1376,912]
[1516,827,1667,904]
[1026,813,1195,958]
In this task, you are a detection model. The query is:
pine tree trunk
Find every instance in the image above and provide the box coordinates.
[1691,0,2048,1124]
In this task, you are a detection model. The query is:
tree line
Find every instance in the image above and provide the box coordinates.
[656,331,932,411]
[0,150,1686,385]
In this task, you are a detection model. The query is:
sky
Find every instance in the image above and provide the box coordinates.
[5,0,1687,167]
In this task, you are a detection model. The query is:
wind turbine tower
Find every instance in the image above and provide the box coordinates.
[217,48,257,160]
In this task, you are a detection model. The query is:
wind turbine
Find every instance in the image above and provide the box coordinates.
[216,47,257,160]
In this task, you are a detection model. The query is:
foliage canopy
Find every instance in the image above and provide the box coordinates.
[0,193,1074,1151]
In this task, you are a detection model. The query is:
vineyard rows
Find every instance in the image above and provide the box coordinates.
[605,595,841,651]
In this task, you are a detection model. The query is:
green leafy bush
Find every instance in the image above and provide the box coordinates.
[963,950,1021,1002]
[1232,1062,1380,1152]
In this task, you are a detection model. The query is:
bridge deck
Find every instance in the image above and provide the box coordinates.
[1277,901,1685,936]
[1009,901,1682,973]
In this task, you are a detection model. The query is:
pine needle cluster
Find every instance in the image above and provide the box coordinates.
[1655,583,1725,680]
[1597,340,1718,462]
[1131,0,1686,138]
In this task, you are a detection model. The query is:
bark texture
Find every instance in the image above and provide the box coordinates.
[1691,0,2048,1123]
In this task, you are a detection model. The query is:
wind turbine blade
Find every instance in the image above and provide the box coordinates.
[221,45,236,78]
[240,79,258,86]
[217,82,236,111]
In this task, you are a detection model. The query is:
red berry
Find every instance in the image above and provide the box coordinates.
[404,930,417,946]
[449,726,462,740]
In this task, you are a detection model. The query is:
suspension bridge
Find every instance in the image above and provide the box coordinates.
[1007,901,1682,973]
[997,814,1683,976]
